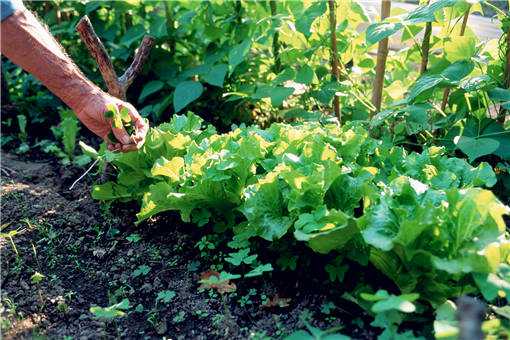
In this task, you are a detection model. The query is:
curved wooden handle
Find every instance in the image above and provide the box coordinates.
[76,15,155,100]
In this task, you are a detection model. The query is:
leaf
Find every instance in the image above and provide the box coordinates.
[151,156,185,181]
[366,22,403,46]
[440,60,474,82]
[132,264,151,277]
[92,182,131,200]
[30,272,45,284]
[120,24,145,47]
[17,115,27,136]
[60,116,79,158]
[156,290,176,304]
[295,65,314,85]
[139,80,165,103]
[487,87,510,109]
[228,39,251,73]
[404,0,458,24]
[245,263,273,278]
[240,181,294,241]
[150,15,167,38]
[225,248,257,266]
[454,136,500,162]
[252,85,294,107]
[294,206,358,254]
[262,295,291,308]
[361,290,419,313]
[407,75,445,102]
[173,81,204,112]
[295,1,327,38]
[361,201,399,251]
[444,36,477,63]
[90,299,130,320]
[203,63,228,87]
[199,270,239,294]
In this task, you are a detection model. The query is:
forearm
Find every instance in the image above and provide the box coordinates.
[0,8,101,113]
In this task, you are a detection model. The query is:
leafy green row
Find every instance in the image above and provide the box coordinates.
[91,112,509,313]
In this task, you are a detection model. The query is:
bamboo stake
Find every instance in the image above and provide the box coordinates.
[501,25,510,121]
[371,0,391,114]
[163,1,176,57]
[440,8,470,111]
[269,0,281,74]
[420,9,432,75]
[328,0,341,123]
[505,27,510,90]
[76,16,155,100]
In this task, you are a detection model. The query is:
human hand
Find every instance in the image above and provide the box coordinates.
[74,92,149,152]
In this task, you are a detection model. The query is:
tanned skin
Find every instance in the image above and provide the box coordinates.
[1,8,148,151]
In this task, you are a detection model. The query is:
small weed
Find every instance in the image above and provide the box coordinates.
[156,290,176,305]
[126,234,141,243]
[194,309,209,319]
[90,299,130,320]
[238,288,257,307]
[132,265,151,278]
[320,301,336,315]
[187,260,200,272]
[172,311,186,324]
[212,313,225,327]
[195,236,216,257]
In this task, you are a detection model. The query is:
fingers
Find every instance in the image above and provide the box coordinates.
[118,102,149,147]
[111,124,133,145]
[104,100,149,153]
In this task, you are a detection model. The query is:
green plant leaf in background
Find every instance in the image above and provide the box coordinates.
[120,24,145,47]
[295,1,327,38]
[454,136,500,162]
[295,65,314,85]
[203,64,228,87]
[407,75,445,102]
[61,117,79,159]
[90,299,130,320]
[444,36,477,62]
[139,80,165,103]
[173,81,204,112]
[366,22,403,46]
[228,39,252,74]
[404,0,458,24]
[252,85,294,107]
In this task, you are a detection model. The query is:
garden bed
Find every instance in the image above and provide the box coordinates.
[0,152,376,339]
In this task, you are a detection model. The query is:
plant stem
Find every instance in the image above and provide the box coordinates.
[501,23,510,122]
[269,0,281,74]
[163,1,176,57]
[371,0,391,115]
[420,20,432,73]
[441,7,470,111]
[235,0,242,26]
[328,0,341,123]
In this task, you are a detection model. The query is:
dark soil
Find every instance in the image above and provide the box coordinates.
[0,152,376,339]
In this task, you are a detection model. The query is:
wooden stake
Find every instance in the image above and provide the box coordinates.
[441,8,469,111]
[420,20,432,74]
[328,0,341,123]
[501,26,510,122]
[76,16,155,100]
[505,27,510,90]
[163,1,176,57]
[269,0,281,74]
[371,0,391,114]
